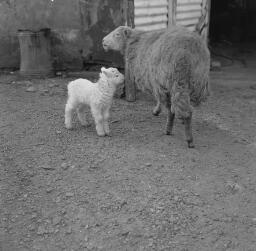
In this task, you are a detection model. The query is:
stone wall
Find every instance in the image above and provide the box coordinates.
[0,0,125,70]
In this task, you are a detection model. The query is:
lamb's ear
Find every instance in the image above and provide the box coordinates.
[101,67,106,72]
[101,68,112,78]
[123,27,132,38]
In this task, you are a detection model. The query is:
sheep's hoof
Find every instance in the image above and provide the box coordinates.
[187,140,195,148]
[165,131,173,136]
[81,123,91,127]
[152,107,161,116]
[105,131,111,136]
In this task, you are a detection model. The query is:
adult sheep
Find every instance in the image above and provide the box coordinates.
[102,26,210,148]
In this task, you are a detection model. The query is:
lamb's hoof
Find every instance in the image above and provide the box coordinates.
[187,140,195,148]
[97,132,106,137]
[65,124,73,130]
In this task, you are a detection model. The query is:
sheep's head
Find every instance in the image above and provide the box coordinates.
[102,26,132,54]
[100,67,124,86]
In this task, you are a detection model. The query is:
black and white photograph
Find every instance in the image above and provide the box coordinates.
[0,0,256,250]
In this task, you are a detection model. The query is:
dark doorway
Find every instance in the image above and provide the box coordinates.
[209,0,256,67]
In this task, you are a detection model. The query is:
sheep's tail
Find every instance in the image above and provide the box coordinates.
[170,53,193,118]
[189,76,210,107]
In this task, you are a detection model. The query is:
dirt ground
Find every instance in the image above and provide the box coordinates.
[1,58,256,250]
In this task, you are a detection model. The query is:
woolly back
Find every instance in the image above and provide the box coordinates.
[125,26,210,106]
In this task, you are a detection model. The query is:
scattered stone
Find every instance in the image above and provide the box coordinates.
[42,89,49,93]
[41,165,55,170]
[174,195,180,202]
[111,119,120,124]
[46,187,54,193]
[37,226,47,235]
[31,213,37,219]
[28,224,36,231]
[61,209,66,215]
[89,165,99,170]
[226,181,242,193]
[56,197,61,203]
[61,162,69,170]
[26,86,37,92]
[66,226,72,234]
[145,163,152,167]
[121,231,129,237]
[48,226,55,233]
[56,71,62,76]
[52,216,62,225]
[56,130,62,134]
[65,192,74,198]
[191,158,196,162]
[49,83,56,88]
[27,170,34,177]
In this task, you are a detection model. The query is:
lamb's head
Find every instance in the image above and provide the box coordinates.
[100,67,124,86]
[102,26,132,54]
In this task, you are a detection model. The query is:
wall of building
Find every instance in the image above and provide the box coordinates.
[0,0,125,70]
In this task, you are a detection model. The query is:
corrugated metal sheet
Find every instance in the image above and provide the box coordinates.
[134,0,168,31]
[176,0,203,31]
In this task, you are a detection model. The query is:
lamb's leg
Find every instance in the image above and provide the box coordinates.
[102,107,110,136]
[152,92,161,116]
[165,93,175,135]
[184,112,194,148]
[65,100,75,129]
[76,105,90,127]
[91,105,105,137]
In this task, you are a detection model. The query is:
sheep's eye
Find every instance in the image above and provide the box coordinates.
[115,33,121,37]
[115,74,119,77]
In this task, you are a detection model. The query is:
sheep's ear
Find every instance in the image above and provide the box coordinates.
[123,28,132,38]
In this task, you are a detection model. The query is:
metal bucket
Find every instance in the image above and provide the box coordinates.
[18,28,53,77]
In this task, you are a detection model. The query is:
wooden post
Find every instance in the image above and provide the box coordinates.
[168,0,177,26]
[195,0,211,43]
[124,0,136,102]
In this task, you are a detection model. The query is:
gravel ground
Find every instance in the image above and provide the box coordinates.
[1,65,256,251]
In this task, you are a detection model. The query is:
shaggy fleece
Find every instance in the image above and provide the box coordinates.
[125,26,210,117]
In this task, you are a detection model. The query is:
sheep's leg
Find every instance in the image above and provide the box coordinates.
[76,105,90,127]
[152,93,161,116]
[184,112,194,148]
[165,93,175,135]
[91,105,105,137]
[102,107,110,136]
[65,100,75,129]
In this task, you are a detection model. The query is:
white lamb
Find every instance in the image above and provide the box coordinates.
[65,67,124,136]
